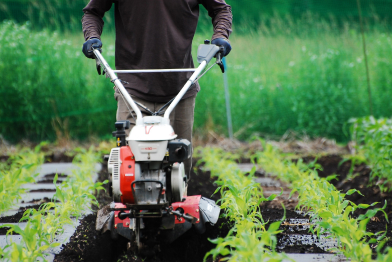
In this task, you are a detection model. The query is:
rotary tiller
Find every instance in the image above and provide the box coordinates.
[94,41,225,253]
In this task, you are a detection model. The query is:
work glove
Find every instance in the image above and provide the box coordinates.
[82,38,102,59]
[211,38,231,57]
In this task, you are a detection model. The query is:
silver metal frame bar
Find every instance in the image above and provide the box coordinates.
[93,49,143,124]
[163,61,207,119]
[114,69,196,73]
[93,49,211,124]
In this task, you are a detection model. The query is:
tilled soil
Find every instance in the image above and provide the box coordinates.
[44,152,75,163]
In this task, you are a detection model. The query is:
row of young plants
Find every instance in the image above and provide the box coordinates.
[0,144,45,216]
[255,142,392,262]
[350,116,392,192]
[196,147,292,262]
[0,147,107,262]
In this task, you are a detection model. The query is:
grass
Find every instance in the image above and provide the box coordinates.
[193,26,392,142]
[0,21,116,142]
[1,15,392,142]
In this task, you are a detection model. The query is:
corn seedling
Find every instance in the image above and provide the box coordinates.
[350,116,392,192]
[198,147,292,262]
[255,142,390,262]
[0,144,45,215]
[0,147,107,262]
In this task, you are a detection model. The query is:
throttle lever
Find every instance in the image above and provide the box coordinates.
[95,58,102,75]
[216,46,225,73]
[92,46,103,76]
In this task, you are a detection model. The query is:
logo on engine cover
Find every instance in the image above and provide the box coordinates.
[145,125,153,134]
[139,143,159,153]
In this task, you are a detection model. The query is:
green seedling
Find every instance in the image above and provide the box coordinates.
[0,147,106,262]
[350,116,392,192]
[199,147,292,262]
[254,142,391,262]
[0,145,44,215]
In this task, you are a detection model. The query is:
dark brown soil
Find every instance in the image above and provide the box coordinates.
[0,227,19,235]
[21,197,53,204]
[18,204,43,211]
[44,173,68,179]
[54,214,129,262]
[36,179,63,184]
[45,152,75,163]
[0,210,27,223]
[29,189,56,192]
[0,155,9,162]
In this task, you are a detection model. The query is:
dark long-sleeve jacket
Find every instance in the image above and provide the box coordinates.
[82,0,232,102]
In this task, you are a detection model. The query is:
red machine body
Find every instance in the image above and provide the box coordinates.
[114,203,131,229]
[172,195,201,224]
[119,146,136,204]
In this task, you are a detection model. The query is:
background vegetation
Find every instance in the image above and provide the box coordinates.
[1,0,392,142]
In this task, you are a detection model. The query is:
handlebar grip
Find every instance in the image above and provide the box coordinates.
[197,44,220,64]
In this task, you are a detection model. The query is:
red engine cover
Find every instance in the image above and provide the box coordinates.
[120,146,136,204]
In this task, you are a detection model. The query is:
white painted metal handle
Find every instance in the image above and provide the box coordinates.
[114,69,196,73]
[93,49,212,123]
[93,49,143,124]
[163,61,207,119]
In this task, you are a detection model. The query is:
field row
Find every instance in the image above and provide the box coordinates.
[0,147,105,262]
[1,117,391,261]
[196,117,392,261]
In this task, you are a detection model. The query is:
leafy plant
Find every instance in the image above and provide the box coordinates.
[254,142,391,262]
[0,146,107,262]
[0,143,45,215]
[197,147,291,262]
[350,116,392,192]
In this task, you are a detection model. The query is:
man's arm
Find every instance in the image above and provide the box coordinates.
[199,0,233,41]
[82,0,113,41]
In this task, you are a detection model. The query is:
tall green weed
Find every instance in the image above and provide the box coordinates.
[0,21,115,142]
[2,16,392,142]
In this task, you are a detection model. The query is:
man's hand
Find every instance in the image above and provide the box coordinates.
[211,38,231,57]
[82,38,102,59]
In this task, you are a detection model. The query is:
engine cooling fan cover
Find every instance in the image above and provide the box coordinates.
[171,162,186,202]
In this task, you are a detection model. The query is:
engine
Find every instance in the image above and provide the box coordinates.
[100,120,220,248]
[107,139,191,206]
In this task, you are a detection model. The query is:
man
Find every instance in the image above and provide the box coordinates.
[82,0,232,179]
